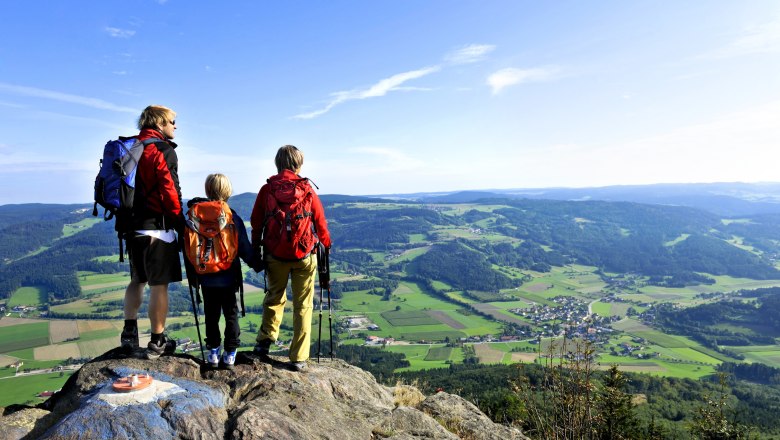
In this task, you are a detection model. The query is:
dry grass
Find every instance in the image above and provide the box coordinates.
[0,317,41,328]
[0,354,18,367]
[50,321,79,343]
[510,352,538,363]
[34,343,81,360]
[77,320,114,333]
[473,343,505,364]
[393,381,426,408]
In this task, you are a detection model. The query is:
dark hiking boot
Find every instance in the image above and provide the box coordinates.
[146,334,176,360]
[120,327,139,353]
[290,361,307,372]
[253,339,272,356]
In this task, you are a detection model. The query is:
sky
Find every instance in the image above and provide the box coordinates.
[0,1,778,205]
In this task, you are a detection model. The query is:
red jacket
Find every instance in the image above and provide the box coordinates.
[250,170,331,255]
[134,128,182,230]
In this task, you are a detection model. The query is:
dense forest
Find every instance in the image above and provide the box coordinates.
[654,288,780,350]
[4,193,780,300]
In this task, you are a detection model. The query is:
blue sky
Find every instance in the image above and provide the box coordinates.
[0,1,778,204]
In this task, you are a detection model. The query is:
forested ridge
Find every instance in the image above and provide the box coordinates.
[5,192,780,437]
[3,194,780,300]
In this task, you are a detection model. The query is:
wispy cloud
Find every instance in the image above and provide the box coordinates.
[352,146,424,168]
[445,44,496,64]
[0,83,137,113]
[104,27,136,38]
[487,67,560,95]
[702,18,780,58]
[293,43,496,119]
[293,66,440,119]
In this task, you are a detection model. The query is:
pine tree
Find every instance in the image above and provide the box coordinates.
[595,365,640,440]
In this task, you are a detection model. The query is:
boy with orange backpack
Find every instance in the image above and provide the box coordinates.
[250,145,331,372]
[184,173,255,369]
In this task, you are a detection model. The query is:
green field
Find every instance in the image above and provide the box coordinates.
[8,286,46,308]
[425,346,452,361]
[0,322,50,353]
[62,218,101,238]
[0,372,74,407]
[591,301,611,316]
[381,310,439,326]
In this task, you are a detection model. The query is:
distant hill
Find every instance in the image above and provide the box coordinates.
[371,182,780,217]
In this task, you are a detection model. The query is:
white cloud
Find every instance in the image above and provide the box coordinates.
[0,83,137,113]
[104,27,136,38]
[552,101,780,186]
[351,146,425,169]
[445,44,496,64]
[293,66,440,119]
[487,67,560,95]
[702,18,780,58]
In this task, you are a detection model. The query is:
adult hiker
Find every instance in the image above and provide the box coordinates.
[119,105,184,360]
[250,145,332,372]
[186,173,255,369]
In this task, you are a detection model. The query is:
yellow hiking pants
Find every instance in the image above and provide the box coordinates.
[257,253,317,362]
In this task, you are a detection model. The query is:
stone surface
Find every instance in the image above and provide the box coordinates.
[0,348,529,439]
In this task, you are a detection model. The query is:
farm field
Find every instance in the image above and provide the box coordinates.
[7,286,46,308]
[0,372,74,407]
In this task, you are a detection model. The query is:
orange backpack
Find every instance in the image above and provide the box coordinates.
[184,200,239,275]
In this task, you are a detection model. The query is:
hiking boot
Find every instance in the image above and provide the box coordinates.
[221,350,237,370]
[290,361,307,372]
[120,327,139,353]
[207,347,221,368]
[146,334,176,360]
[253,339,272,356]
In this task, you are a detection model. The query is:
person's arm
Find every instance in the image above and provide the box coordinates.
[155,145,183,229]
[233,211,254,266]
[250,185,268,248]
[311,193,331,248]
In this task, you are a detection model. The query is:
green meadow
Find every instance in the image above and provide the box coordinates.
[8,286,46,308]
[0,322,50,353]
[0,372,74,407]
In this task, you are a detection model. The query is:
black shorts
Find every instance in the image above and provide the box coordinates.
[128,234,182,285]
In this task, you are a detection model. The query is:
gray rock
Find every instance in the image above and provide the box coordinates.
[418,392,531,440]
[0,348,530,439]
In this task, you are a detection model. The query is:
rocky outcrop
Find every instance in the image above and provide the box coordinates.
[0,349,529,439]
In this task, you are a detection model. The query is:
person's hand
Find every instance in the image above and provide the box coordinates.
[250,249,265,273]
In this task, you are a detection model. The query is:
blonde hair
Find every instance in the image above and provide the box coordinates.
[137,105,176,131]
[275,145,304,173]
[205,173,233,201]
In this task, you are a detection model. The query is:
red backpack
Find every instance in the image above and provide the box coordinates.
[184,200,239,274]
[262,177,317,260]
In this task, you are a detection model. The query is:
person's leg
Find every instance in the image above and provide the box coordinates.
[148,284,169,335]
[288,254,317,363]
[201,287,222,350]
[121,235,148,350]
[123,280,145,320]
[221,287,240,352]
[257,259,291,344]
[144,236,182,352]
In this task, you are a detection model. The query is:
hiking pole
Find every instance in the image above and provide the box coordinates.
[327,284,334,360]
[315,243,330,363]
[317,282,324,364]
[322,246,334,359]
[183,258,206,363]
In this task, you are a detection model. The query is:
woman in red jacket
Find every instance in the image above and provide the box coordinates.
[250,145,331,372]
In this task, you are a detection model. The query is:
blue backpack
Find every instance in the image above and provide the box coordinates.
[92,136,160,260]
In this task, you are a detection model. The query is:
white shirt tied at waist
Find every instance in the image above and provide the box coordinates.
[136,229,177,243]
